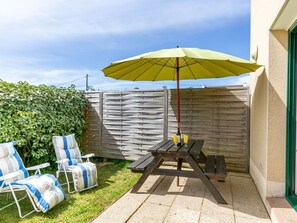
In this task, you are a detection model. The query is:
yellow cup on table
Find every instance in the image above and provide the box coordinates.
[183,134,189,144]
[172,134,178,145]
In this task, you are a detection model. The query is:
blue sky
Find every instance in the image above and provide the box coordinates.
[0,0,251,90]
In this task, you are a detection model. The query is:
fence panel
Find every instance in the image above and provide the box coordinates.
[167,87,249,172]
[82,86,249,172]
[101,90,165,160]
[81,92,102,155]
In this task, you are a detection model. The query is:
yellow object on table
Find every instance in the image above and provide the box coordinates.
[183,134,189,144]
[172,135,178,145]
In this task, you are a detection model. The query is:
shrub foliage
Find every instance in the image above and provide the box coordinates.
[0,80,87,166]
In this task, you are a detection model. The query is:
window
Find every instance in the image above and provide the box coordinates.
[286,23,297,210]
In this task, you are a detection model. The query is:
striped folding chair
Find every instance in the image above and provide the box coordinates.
[0,141,66,218]
[52,134,97,193]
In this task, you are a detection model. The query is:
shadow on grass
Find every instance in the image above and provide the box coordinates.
[82,159,133,194]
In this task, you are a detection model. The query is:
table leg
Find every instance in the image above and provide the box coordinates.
[177,158,183,186]
[185,155,227,204]
[131,155,163,193]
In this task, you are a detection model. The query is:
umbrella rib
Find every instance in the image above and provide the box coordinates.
[152,58,172,81]
[104,59,147,76]
[183,58,197,80]
[116,59,155,80]
[179,57,187,67]
[133,58,166,81]
[191,59,218,78]
[203,60,239,76]
[227,60,258,72]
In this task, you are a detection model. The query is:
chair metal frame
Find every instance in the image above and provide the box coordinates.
[56,154,98,193]
[0,163,51,218]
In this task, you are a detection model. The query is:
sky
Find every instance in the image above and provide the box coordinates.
[0,0,252,90]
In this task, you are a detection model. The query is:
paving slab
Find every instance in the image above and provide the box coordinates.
[146,176,180,206]
[164,205,201,223]
[92,174,164,223]
[127,202,170,223]
[230,175,271,223]
[93,171,272,223]
[199,206,235,223]
[163,178,205,223]
[199,175,235,223]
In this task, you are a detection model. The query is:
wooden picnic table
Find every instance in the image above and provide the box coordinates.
[128,139,227,204]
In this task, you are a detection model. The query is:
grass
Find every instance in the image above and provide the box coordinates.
[0,160,140,223]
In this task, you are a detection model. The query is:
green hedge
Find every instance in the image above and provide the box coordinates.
[0,80,87,167]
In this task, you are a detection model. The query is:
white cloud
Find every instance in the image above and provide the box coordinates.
[0,65,251,91]
[0,65,161,90]
[0,0,249,47]
[0,67,93,87]
[0,0,251,89]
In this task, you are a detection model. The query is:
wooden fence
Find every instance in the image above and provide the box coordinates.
[82,86,250,172]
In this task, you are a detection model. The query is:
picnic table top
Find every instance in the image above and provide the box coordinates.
[148,139,204,157]
[130,138,227,204]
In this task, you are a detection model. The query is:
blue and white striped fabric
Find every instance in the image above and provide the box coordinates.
[52,134,97,191]
[70,163,97,191]
[52,134,82,168]
[0,141,66,213]
[0,142,29,186]
[11,174,66,213]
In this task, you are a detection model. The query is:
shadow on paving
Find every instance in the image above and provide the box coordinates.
[127,172,271,223]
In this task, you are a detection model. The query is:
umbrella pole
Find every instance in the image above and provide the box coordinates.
[176,57,181,187]
[176,58,181,135]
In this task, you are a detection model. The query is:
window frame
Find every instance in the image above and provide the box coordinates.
[286,23,297,211]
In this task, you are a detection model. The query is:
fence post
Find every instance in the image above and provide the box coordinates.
[246,87,250,172]
[99,91,103,156]
[163,87,168,140]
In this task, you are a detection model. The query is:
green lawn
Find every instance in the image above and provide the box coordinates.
[0,160,140,223]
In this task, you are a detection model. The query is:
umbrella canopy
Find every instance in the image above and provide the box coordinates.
[102,47,261,135]
[102,47,260,81]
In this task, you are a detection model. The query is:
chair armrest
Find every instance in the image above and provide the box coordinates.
[0,172,20,181]
[56,159,69,164]
[81,153,95,162]
[26,163,50,171]
[81,153,95,159]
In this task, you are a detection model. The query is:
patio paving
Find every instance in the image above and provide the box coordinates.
[93,169,271,223]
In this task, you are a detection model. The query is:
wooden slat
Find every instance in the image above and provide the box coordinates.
[205,155,216,175]
[189,140,204,156]
[148,140,170,153]
[83,86,250,172]
[135,155,155,172]
[127,153,152,170]
[216,155,227,177]
[156,143,175,153]
[167,139,192,153]
[102,89,165,160]
[177,140,195,154]
[167,87,249,172]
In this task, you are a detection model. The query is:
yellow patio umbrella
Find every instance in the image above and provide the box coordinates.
[102,47,261,138]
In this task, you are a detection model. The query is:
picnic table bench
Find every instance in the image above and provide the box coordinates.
[128,153,155,173]
[128,139,227,204]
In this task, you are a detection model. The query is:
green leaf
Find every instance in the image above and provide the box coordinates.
[0,80,87,167]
